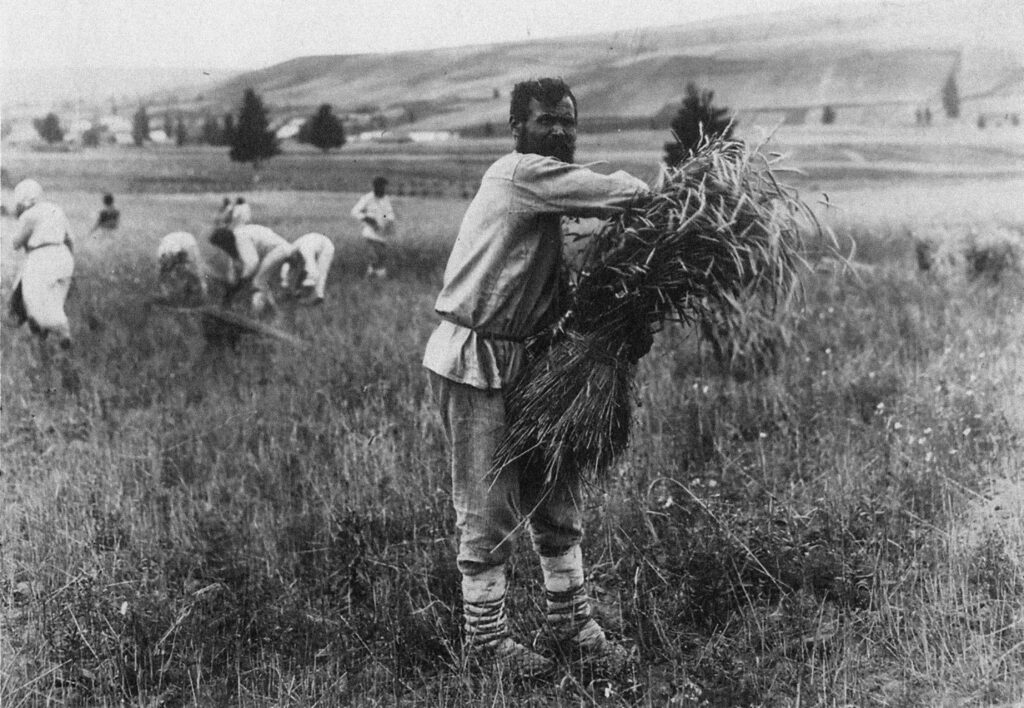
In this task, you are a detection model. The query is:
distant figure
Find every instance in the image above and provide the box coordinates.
[157,231,207,306]
[214,197,233,227]
[89,193,120,234]
[8,179,76,353]
[278,232,336,304]
[209,224,288,311]
[351,176,395,278]
[247,232,336,317]
[229,196,252,228]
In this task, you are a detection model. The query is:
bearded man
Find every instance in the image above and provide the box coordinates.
[422,78,650,677]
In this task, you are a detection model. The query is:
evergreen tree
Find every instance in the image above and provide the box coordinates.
[33,112,65,143]
[229,88,279,168]
[942,72,960,119]
[201,115,221,145]
[663,82,734,166]
[132,105,150,146]
[222,113,236,145]
[175,117,188,146]
[302,104,346,153]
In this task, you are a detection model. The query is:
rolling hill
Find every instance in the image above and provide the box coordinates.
[197,0,1024,131]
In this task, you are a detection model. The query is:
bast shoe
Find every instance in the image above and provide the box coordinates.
[465,636,556,679]
[547,619,636,677]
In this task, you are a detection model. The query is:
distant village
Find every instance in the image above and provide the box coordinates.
[2,103,460,150]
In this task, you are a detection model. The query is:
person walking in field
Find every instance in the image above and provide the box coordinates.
[208,223,288,313]
[7,179,76,355]
[351,176,395,279]
[422,78,650,677]
[156,231,207,306]
[88,193,120,234]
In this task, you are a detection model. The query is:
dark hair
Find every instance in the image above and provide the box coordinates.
[372,176,388,190]
[509,78,577,125]
[235,197,246,204]
[102,193,114,206]
[209,227,239,260]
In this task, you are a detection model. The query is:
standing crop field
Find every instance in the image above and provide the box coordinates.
[1,146,1023,706]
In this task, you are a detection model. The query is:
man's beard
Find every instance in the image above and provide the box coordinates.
[516,131,576,163]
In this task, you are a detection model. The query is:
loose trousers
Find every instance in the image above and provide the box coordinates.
[430,373,584,576]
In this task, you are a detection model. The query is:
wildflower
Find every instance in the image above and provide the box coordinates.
[824,347,832,356]
[759,431,768,439]
[963,427,972,436]
[923,427,932,435]
[925,451,934,463]
[894,421,903,430]
[876,401,885,410]
[918,437,927,445]
[120,601,129,616]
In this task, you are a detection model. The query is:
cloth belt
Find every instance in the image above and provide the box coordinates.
[26,242,67,253]
[439,314,526,343]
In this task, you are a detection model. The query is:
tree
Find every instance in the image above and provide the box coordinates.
[164,112,174,138]
[942,72,960,119]
[663,82,734,166]
[132,105,150,146]
[33,113,64,143]
[222,113,236,145]
[821,105,837,125]
[82,126,103,147]
[301,104,346,153]
[201,114,221,145]
[229,88,279,168]
[175,117,188,146]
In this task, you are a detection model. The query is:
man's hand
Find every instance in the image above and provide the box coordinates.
[362,216,379,229]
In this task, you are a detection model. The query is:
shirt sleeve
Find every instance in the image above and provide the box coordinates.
[253,243,293,291]
[351,194,369,219]
[62,212,75,248]
[512,154,649,218]
[235,235,260,280]
[13,214,33,250]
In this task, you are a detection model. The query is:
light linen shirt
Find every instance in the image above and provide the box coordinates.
[422,151,648,390]
[14,202,74,251]
[351,192,395,242]
[229,224,288,284]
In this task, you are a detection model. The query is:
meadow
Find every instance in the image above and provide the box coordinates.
[1,135,1023,707]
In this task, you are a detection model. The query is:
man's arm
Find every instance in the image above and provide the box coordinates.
[514,154,650,219]
[12,214,33,250]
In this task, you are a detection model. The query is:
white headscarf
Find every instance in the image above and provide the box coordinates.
[13,179,43,210]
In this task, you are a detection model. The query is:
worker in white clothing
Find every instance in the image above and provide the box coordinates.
[209,224,288,311]
[351,176,395,278]
[8,179,75,352]
[278,232,335,303]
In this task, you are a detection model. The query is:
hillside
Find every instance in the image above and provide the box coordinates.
[199,0,1024,131]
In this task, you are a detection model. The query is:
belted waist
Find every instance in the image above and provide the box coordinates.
[438,314,526,343]
[26,242,67,252]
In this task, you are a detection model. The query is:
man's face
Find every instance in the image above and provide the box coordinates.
[512,96,577,163]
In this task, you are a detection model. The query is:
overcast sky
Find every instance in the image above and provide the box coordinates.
[2,0,904,71]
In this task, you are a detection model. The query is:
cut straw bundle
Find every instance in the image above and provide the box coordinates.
[494,134,817,485]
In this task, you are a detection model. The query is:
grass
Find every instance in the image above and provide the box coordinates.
[2,146,1023,706]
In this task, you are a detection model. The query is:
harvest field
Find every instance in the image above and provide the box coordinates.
[2,132,1024,706]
